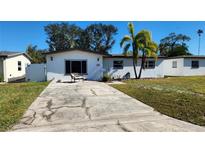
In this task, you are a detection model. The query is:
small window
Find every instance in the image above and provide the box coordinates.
[191,61,199,68]
[144,60,155,69]
[50,56,53,61]
[172,61,177,68]
[18,61,21,71]
[113,60,123,69]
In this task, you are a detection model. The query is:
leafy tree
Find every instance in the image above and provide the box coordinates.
[159,33,191,57]
[44,23,83,51]
[120,23,158,79]
[80,23,118,53]
[26,45,46,63]
[167,44,191,57]
[44,22,118,54]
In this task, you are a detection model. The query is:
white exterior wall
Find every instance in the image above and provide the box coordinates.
[182,58,205,76]
[104,57,205,79]
[46,50,103,81]
[162,58,184,76]
[103,58,165,78]
[3,55,31,82]
[26,64,46,82]
[162,58,205,76]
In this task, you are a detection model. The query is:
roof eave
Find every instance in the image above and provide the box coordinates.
[43,49,110,56]
[7,53,32,61]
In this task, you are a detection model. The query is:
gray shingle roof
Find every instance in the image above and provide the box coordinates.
[0,51,20,57]
[0,51,32,61]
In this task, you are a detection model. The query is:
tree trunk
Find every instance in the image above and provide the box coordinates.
[132,57,138,79]
[132,43,138,79]
[138,52,145,79]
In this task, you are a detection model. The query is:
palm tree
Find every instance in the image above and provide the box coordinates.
[120,22,139,78]
[120,22,158,79]
[197,29,203,55]
[136,30,158,79]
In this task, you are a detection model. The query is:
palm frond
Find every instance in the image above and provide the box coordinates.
[123,43,131,56]
[135,30,152,46]
[128,22,135,39]
[144,41,158,60]
[120,35,131,47]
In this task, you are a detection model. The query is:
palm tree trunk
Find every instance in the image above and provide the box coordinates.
[138,52,145,79]
[132,57,137,79]
[132,43,138,79]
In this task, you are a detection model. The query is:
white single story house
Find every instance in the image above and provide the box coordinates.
[26,49,205,82]
[45,49,105,81]
[0,52,31,82]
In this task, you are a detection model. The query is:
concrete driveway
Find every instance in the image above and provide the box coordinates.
[12,80,205,132]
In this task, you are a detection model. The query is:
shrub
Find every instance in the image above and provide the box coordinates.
[102,73,112,82]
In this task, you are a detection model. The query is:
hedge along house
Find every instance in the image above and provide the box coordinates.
[26,49,205,82]
[0,52,31,82]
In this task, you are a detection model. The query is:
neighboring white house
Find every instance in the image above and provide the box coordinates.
[25,49,205,81]
[0,52,31,82]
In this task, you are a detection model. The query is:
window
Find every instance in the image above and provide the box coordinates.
[113,60,123,69]
[82,61,87,73]
[65,60,87,74]
[191,61,199,68]
[65,61,70,74]
[172,61,177,68]
[18,61,21,71]
[144,60,155,69]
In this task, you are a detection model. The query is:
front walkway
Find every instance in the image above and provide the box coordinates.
[12,80,205,132]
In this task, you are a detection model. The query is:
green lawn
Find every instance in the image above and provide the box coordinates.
[0,82,49,131]
[111,76,205,126]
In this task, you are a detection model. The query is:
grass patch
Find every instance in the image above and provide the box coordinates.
[0,82,49,131]
[111,76,205,126]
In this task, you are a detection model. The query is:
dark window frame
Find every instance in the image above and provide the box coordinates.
[144,60,155,69]
[191,60,199,68]
[18,61,22,71]
[65,60,87,75]
[113,60,123,69]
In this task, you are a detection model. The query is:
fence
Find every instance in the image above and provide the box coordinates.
[26,64,46,82]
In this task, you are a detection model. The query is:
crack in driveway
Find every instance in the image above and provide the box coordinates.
[51,105,82,110]
[85,107,92,120]
[117,120,132,132]
[22,109,36,125]
[90,89,97,96]
[81,97,92,120]
[43,99,56,122]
